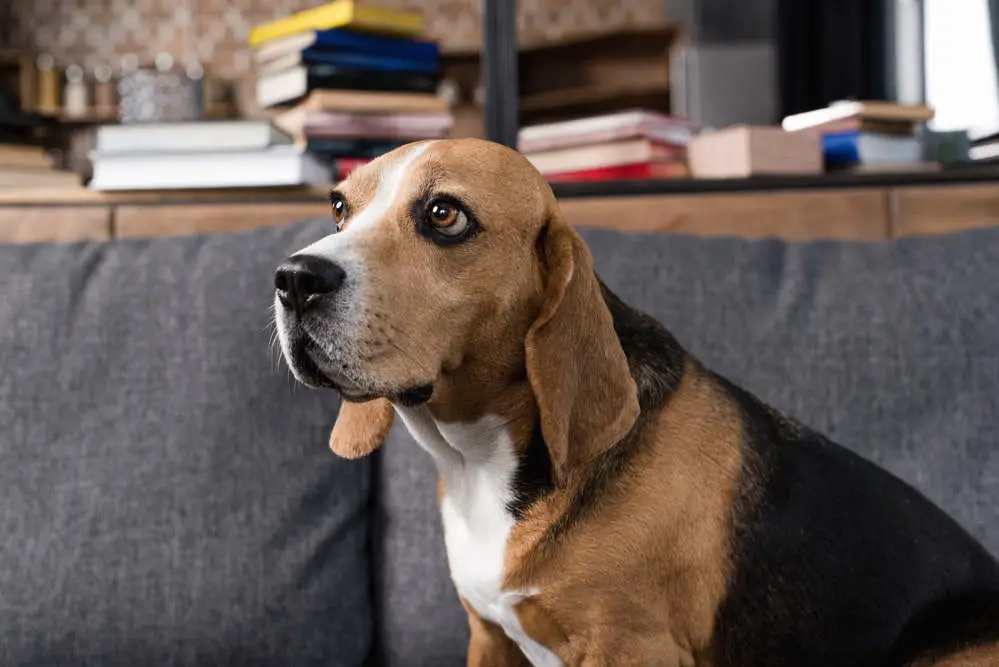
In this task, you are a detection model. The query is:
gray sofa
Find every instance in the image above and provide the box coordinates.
[2,217,997,666]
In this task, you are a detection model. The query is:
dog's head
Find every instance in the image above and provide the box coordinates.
[274,139,638,484]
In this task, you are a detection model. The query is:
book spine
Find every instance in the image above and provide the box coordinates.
[306,64,437,94]
[302,48,437,73]
[308,139,408,159]
[822,131,861,165]
[312,29,439,64]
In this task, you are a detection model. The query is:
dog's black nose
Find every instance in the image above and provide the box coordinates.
[275,255,346,314]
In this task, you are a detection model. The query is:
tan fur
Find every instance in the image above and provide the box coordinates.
[524,212,640,487]
[464,599,533,667]
[505,360,742,666]
[322,139,743,666]
[914,644,999,667]
[329,398,394,458]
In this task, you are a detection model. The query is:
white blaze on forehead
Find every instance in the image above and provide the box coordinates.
[295,141,434,261]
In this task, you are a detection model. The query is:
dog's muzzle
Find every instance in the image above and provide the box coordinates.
[274,253,351,390]
[274,254,346,316]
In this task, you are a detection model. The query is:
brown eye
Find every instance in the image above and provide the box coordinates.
[428,201,469,236]
[331,196,346,229]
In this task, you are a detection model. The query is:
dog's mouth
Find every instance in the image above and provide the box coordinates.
[289,336,434,406]
[293,337,356,393]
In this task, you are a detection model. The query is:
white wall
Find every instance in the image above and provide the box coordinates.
[924,0,999,132]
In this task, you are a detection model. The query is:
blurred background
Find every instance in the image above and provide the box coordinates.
[2,0,999,240]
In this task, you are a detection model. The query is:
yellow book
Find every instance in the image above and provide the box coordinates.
[249,1,424,47]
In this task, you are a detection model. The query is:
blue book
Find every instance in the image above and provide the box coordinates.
[823,131,921,166]
[256,28,439,71]
[301,48,437,73]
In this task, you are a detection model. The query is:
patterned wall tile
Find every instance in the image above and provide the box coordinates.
[3,0,667,79]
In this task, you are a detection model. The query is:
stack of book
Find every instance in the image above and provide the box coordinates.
[88,120,328,191]
[517,110,697,182]
[782,101,936,172]
[0,143,81,188]
[251,0,451,181]
[0,59,82,189]
[968,126,999,163]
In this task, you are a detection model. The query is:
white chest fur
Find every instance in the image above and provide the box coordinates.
[394,406,563,667]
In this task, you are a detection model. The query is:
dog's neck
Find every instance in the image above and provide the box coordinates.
[395,280,688,494]
[396,379,538,470]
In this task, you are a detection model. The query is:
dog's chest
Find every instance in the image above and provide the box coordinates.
[441,465,563,667]
[395,408,563,667]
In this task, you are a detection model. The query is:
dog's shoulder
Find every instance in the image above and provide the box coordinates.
[709,370,999,667]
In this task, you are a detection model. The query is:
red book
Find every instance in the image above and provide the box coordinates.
[333,157,370,181]
[526,137,686,175]
[544,161,689,182]
[518,109,697,153]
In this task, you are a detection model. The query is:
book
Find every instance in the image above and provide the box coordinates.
[89,145,330,190]
[544,161,689,182]
[307,138,407,159]
[295,88,448,114]
[257,63,437,108]
[0,143,51,168]
[823,131,922,167]
[0,166,81,188]
[782,101,935,132]
[792,117,922,136]
[249,1,424,47]
[94,120,292,155]
[332,157,370,180]
[518,109,697,153]
[259,48,438,75]
[254,28,439,69]
[969,141,999,162]
[272,107,452,142]
[687,125,822,178]
[525,137,687,175]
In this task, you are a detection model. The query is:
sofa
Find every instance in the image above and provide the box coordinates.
[2,216,997,666]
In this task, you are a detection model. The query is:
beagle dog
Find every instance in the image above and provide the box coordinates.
[274,138,999,667]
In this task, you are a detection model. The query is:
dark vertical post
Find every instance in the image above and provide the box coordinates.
[482,0,519,148]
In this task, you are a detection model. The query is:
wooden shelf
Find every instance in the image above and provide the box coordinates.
[520,82,669,116]
[0,185,330,206]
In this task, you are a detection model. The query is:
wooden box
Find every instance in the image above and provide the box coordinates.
[688,125,822,178]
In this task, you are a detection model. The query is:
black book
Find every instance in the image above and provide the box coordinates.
[257,64,437,108]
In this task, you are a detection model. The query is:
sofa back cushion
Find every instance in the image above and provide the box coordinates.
[0,223,372,667]
[373,224,999,666]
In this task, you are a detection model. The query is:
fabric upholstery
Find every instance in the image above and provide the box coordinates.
[0,223,372,667]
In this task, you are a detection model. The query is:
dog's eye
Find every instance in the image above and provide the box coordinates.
[330,195,347,230]
[428,201,468,236]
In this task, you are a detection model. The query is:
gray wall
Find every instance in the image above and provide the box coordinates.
[666,0,776,42]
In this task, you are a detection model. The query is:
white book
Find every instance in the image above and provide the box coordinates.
[782,100,934,132]
[94,121,292,155]
[257,66,312,109]
[89,145,330,191]
[517,109,696,153]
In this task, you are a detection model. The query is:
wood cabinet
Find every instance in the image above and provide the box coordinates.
[559,188,890,241]
[114,202,330,239]
[1,176,998,245]
[891,183,999,237]
[0,205,110,243]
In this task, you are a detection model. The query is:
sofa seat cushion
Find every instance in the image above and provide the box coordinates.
[0,223,371,667]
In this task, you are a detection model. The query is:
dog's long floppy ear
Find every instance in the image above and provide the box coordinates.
[525,210,640,488]
[329,398,394,459]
